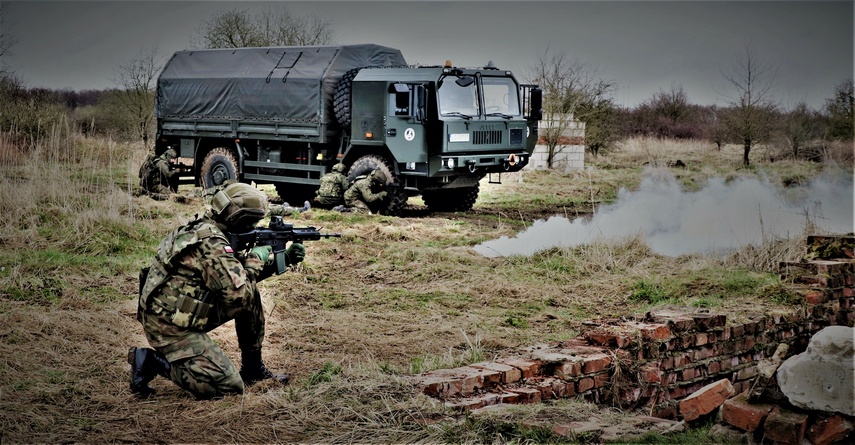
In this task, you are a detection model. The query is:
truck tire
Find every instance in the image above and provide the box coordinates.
[421,185,480,212]
[346,154,406,216]
[200,147,238,189]
[333,67,363,129]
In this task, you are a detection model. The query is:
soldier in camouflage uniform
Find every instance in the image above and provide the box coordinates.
[129,183,305,400]
[268,201,311,216]
[312,163,349,209]
[343,169,388,214]
[139,148,180,200]
[203,180,309,217]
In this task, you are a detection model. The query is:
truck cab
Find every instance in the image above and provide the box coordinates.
[344,63,541,212]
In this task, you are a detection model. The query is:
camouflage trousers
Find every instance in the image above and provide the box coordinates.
[312,195,344,209]
[143,184,174,201]
[344,198,376,213]
[144,289,266,399]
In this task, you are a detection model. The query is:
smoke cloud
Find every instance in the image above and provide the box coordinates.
[474,168,854,258]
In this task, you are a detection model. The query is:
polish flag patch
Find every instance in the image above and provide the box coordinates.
[224,246,234,254]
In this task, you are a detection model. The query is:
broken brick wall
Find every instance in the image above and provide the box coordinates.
[414,236,855,420]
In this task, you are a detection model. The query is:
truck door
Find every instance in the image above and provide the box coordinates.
[384,83,429,171]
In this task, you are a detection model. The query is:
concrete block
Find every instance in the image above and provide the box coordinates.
[777,326,855,416]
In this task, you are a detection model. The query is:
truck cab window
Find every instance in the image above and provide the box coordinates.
[439,79,478,117]
[390,83,411,116]
[482,77,521,116]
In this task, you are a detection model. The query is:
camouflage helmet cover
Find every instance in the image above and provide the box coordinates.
[211,183,269,229]
[371,169,387,184]
[163,148,178,159]
[332,163,347,173]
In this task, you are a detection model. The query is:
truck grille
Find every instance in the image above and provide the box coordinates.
[473,130,503,145]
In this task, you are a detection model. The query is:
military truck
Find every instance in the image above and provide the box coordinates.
[154,44,542,214]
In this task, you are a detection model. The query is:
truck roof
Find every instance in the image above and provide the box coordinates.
[156,44,407,124]
[353,65,517,83]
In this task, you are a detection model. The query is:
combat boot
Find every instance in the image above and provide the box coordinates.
[127,347,171,396]
[239,350,289,386]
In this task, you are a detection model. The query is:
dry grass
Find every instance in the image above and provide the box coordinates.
[0,131,850,442]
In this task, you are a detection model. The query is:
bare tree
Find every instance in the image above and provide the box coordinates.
[720,44,779,166]
[824,78,854,141]
[192,6,334,48]
[781,101,820,159]
[0,2,18,77]
[113,46,162,146]
[577,83,618,157]
[528,47,615,167]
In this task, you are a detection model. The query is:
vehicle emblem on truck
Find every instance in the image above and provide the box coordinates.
[404,128,415,141]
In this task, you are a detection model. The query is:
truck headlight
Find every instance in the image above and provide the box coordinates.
[444,158,456,169]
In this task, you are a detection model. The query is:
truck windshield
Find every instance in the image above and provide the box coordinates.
[482,77,521,116]
[439,76,521,118]
[439,78,478,117]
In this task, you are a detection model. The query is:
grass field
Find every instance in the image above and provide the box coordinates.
[0,132,851,443]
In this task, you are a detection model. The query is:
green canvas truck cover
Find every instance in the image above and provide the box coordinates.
[156,44,406,124]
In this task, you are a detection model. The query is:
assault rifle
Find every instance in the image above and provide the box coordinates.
[169,161,192,173]
[227,216,341,274]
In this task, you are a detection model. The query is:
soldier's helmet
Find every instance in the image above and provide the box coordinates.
[163,148,178,159]
[210,183,269,230]
[371,169,387,184]
[332,163,347,173]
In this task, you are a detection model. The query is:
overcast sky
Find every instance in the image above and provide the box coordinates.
[2,1,852,109]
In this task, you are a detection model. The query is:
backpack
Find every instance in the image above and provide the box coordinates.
[138,153,157,188]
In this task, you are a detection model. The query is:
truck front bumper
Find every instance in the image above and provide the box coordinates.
[436,152,530,174]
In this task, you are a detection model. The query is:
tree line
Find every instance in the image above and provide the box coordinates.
[530,46,853,167]
[1,6,852,166]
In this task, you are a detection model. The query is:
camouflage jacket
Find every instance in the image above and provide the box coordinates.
[140,154,177,190]
[316,171,349,203]
[344,176,386,206]
[138,216,258,355]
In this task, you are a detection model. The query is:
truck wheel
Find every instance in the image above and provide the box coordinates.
[346,154,406,216]
[200,147,238,189]
[422,185,480,212]
[333,67,363,129]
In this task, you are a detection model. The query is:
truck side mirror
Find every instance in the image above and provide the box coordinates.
[529,87,543,121]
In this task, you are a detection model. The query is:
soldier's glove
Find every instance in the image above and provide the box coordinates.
[250,245,273,263]
[377,191,389,200]
[244,245,273,280]
[286,243,306,265]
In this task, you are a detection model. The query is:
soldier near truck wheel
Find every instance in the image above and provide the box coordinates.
[129,182,306,400]
[139,148,180,200]
[312,163,349,209]
[343,169,389,214]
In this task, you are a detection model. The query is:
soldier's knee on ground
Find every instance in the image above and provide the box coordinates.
[170,354,245,399]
